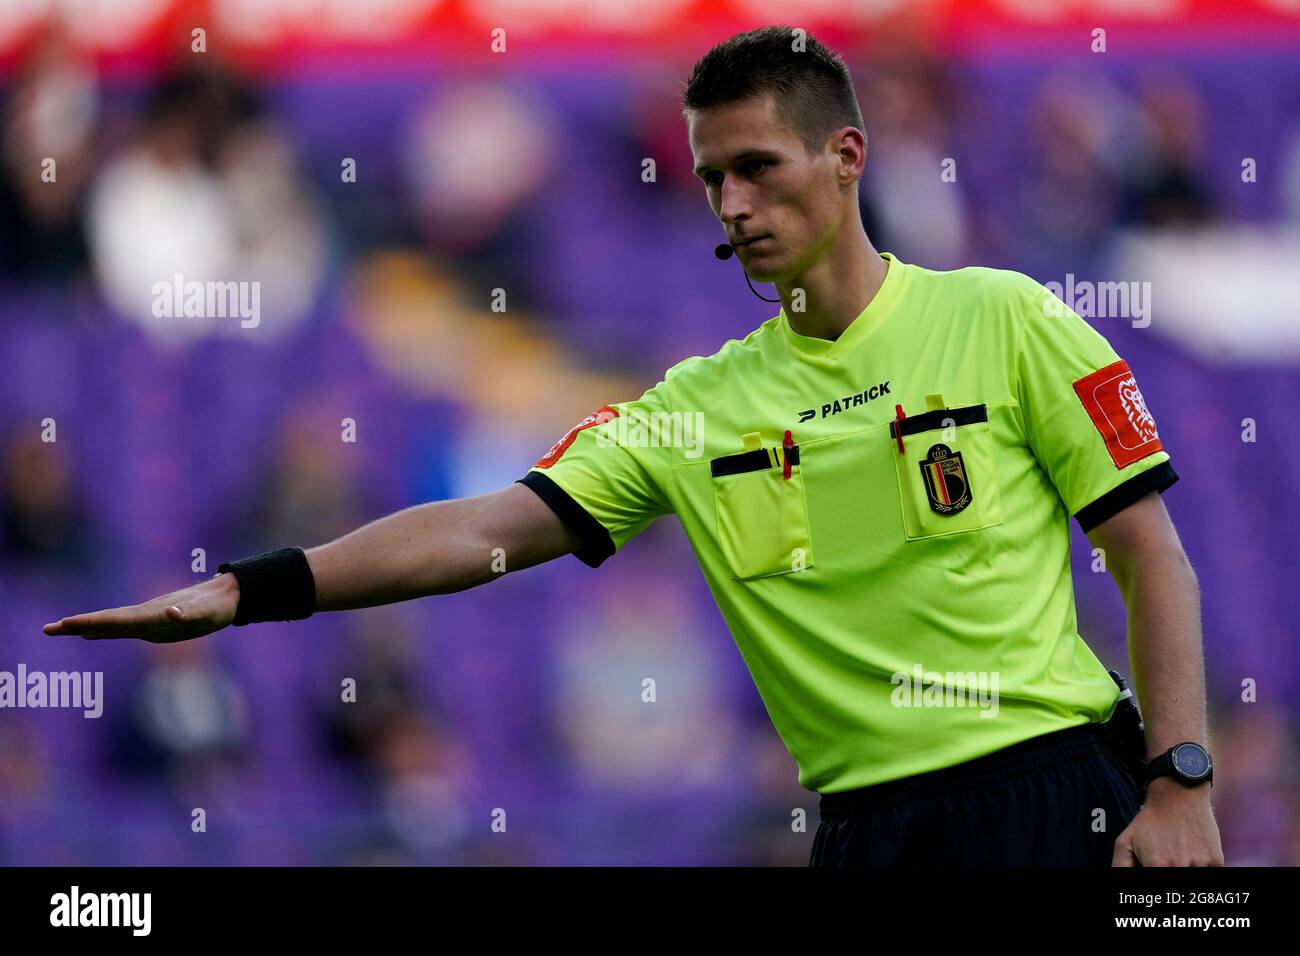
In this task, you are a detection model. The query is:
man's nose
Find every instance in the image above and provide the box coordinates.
[718,177,751,223]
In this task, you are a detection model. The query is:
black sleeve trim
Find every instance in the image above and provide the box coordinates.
[516,471,616,568]
[1074,461,1179,533]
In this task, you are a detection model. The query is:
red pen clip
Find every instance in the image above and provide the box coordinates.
[782,429,793,479]
[893,404,906,454]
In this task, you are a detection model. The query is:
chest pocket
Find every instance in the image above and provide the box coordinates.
[710,431,813,580]
[890,397,1004,541]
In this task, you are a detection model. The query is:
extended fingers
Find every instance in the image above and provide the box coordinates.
[43,606,157,640]
[43,609,123,637]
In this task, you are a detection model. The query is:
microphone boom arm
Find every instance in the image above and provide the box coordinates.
[714,242,781,303]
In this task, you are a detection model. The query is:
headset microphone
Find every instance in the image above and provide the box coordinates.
[714,243,781,303]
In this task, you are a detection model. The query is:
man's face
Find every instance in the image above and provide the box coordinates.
[688,93,843,283]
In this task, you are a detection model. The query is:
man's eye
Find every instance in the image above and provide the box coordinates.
[704,172,723,187]
[744,159,769,176]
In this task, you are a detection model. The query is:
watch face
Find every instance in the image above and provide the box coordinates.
[1173,743,1212,779]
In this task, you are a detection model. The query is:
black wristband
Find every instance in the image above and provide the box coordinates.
[216,547,317,626]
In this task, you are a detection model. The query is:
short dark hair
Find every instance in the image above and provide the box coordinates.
[681,26,865,153]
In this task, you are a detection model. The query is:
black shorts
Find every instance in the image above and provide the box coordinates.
[809,721,1143,866]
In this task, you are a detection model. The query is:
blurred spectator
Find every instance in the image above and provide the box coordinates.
[312,607,472,859]
[860,52,969,269]
[0,721,45,824]
[115,638,250,788]
[240,392,372,550]
[1118,74,1214,228]
[1015,76,1127,274]
[401,82,556,257]
[1285,122,1300,223]
[399,82,558,313]
[86,64,326,348]
[1212,707,1300,865]
[547,547,736,792]
[215,120,330,331]
[314,609,432,763]
[0,425,94,568]
[0,27,96,282]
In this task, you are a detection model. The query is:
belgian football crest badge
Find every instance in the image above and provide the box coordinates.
[919,443,972,515]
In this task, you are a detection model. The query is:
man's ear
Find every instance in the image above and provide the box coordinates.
[832,127,867,186]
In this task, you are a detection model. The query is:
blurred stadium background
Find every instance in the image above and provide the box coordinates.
[1,0,1298,865]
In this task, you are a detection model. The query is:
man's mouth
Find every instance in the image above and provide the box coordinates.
[735,235,771,248]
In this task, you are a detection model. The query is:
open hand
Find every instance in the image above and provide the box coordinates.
[43,573,240,644]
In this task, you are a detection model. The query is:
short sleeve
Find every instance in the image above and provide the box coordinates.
[1014,279,1178,533]
[516,380,675,567]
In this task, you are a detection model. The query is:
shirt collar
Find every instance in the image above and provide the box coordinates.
[780,252,907,362]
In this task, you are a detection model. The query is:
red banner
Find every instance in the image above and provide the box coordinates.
[2,0,1298,75]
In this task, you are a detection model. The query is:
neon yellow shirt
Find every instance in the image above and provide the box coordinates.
[519,253,1177,793]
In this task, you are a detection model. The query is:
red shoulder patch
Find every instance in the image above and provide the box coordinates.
[534,404,619,468]
[1072,360,1163,469]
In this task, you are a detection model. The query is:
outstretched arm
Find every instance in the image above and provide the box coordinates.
[43,483,579,642]
[308,482,581,610]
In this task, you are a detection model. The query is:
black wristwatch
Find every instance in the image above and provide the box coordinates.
[1145,741,1214,788]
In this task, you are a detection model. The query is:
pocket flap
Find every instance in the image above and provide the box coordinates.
[891,403,987,440]
[710,444,800,478]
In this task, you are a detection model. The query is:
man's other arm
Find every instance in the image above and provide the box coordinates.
[1085,491,1224,866]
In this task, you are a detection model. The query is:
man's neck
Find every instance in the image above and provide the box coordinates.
[775,230,887,342]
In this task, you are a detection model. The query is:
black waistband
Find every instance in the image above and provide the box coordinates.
[818,722,1115,820]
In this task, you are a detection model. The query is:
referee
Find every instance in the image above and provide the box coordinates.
[45,27,1223,867]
